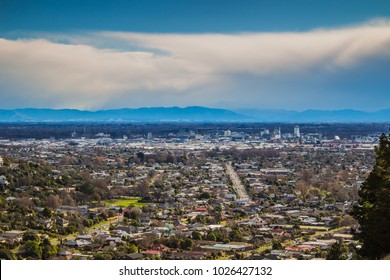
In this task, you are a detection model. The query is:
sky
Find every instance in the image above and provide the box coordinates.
[0,0,389,111]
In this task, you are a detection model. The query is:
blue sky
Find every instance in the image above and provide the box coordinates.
[1,0,390,33]
[0,0,389,111]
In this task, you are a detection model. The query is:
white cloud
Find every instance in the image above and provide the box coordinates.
[0,19,389,109]
[104,20,390,74]
[0,38,217,109]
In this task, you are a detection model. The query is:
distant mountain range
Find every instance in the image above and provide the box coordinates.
[235,108,390,123]
[0,107,389,123]
[0,107,245,122]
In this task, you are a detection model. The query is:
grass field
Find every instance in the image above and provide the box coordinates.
[282,224,330,231]
[104,197,148,207]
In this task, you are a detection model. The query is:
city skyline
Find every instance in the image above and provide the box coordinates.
[0,1,389,111]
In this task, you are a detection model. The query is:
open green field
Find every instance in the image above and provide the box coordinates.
[104,197,148,208]
[282,224,330,231]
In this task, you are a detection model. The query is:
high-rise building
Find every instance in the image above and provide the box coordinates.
[224,130,232,136]
[147,132,153,140]
[294,125,300,138]
[273,127,281,139]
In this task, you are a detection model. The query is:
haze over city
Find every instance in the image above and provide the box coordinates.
[0,0,389,111]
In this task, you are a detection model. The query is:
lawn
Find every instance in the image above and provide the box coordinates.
[105,197,148,208]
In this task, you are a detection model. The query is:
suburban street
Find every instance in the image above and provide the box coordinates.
[226,162,251,202]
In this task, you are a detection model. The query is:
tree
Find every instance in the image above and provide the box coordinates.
[127,244,138,254]
[326,240,347,260]
[229,229,242,242]
[130,219,141,227]
[199,192,211,200]
[191,231,202,240]
[78,181,95,195]
[42,207,52,218]
[41,239,57,260]
[21,240,42,259]
[181,238,193,250]
[0,246,16,260]
[206,233,217,242]
[350,134,390,259]
[136,152,145,162]
[295,180,310,199]
[1,156,12,167]
[127,207,142,220]
[23,231,40,242]
[47,195,61,209]
[272,240,283,250]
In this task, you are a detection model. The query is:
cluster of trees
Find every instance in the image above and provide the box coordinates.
[0,231,57,260]
[0,161,55,189]
[93,242,138,260]
[153,237,194,252]
[151,226,250,253]
[206,148,279,161]
[351,134,390,259]
[126,151,190,165]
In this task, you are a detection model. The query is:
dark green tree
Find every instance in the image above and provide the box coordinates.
[272,240,283,250]
[136,152,145,162]
[206,233,217,242]
[351,134,390,259]
[229,229,242,242]
[199,192,211,200]
[41,239,57,260]
[42,207,52,218]
[78,181,95,195]
[326,240,348,260]
[22,231,40,242]
[181,238,193,250]
[0,246,17,260]
[21,240,42,259]
[191,231,203,240]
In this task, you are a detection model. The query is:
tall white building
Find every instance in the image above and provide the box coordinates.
[273,127,281,139]
[224,130,232,136]
[0,156,3,167]
[294,125,300,138]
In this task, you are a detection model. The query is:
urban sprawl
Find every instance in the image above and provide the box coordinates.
[0,124,385,260]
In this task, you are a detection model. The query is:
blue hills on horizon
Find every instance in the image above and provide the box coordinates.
[0,106,389,123]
